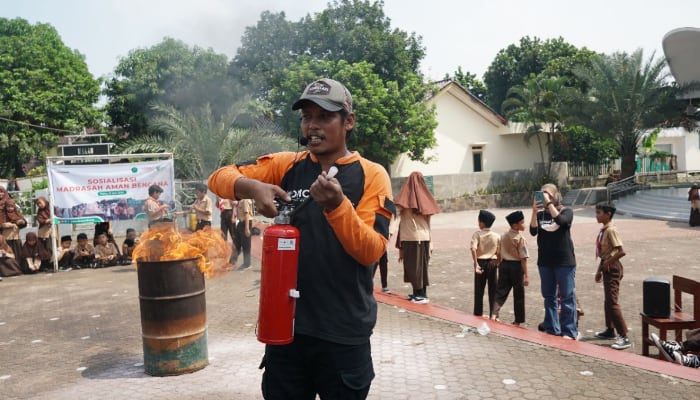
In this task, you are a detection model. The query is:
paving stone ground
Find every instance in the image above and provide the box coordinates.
[0,206,698,399]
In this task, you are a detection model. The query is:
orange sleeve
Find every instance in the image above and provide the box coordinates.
[208,152,301,200]
[324,159,393,266]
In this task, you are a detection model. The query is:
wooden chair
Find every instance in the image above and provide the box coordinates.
[641,275,700,358]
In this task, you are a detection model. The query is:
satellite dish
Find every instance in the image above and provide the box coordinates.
[663,27,700,99]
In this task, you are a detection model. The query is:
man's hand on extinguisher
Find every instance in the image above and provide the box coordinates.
[235,178,289,218]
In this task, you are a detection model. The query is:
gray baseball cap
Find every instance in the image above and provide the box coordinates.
[292,78,353,113]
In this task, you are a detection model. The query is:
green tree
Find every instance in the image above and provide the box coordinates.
[483,36,590,113]
[104,38,235,138]
[231,0,435,170]
[228,11,301,97]
[232,0,426,96]
[115,103,296,180]
[270,59,437,169]
[552,125,619,163]
[446,67,487,101]
[502,75,575,176]
[573,49,683,178]
[0,18,101,177]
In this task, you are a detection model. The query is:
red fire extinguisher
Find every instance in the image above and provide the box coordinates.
[257,207,300,345]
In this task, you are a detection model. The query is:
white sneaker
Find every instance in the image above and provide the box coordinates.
[611,336,631,350]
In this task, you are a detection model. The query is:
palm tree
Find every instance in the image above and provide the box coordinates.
[572,49,679,179]
[502,75,573,177]
[115,103,297,181]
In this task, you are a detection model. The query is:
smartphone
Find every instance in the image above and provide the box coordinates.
[534,190,545,203]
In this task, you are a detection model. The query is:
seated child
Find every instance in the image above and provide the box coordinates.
[73,232,95,269]
[0,235,22,277]
[20,232,51,273]
[121,228,139,264]
[56,235,74,271]
[94,232,120,267]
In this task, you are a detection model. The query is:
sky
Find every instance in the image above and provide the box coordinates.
[2,0,699,82]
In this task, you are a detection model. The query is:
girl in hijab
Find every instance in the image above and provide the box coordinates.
[21,232,51,273]
[688,184,700,227]
[0,186,8,223]
[0,235,22,277]
[35,196,53,254]
[2,198,26,259]
[394,171,441,304]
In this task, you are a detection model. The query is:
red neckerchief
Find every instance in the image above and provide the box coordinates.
[596,225,608,258]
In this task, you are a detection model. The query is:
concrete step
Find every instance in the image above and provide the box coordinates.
[613,190,691,222]
[562,188,601,206]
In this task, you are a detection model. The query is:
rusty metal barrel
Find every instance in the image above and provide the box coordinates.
[137,257,208,376]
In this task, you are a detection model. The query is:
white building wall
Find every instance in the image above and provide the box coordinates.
[390,86,546,178]
[654,127,700,171]
[683,130,700,170]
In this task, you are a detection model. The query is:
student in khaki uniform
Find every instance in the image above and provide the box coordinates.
[218,197,236,242]
[56,235,74,270]
[232,198,253,270]
[73,232,95,269]
[491,211,529,325]
[94,232,120,267]
[191,183,213,231]
[470,210,500,318]
[144,185,170,227]
[593,203,630,350]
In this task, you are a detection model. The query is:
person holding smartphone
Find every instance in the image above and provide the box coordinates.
[529,183,579,340]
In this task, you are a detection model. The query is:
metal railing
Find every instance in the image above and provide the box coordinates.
[567,159,621,178]
[636,170,700,185]
[606,175,639,202]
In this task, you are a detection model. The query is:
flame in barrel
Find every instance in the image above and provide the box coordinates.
[133,224,231,278]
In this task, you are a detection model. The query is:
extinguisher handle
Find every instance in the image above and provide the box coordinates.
[289,289,300,298]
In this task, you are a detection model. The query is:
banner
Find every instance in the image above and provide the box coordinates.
[48,159,175,224]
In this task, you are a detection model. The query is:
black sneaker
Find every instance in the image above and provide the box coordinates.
[410,296,429,304]
[651,333,682,362]
[594,328,615,339]
[407,294,415,301]
[673,351,700,368]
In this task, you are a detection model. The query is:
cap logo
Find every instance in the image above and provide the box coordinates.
[306,81,332,96]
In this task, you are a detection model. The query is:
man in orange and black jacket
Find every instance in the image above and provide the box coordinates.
[208,78,394,399]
